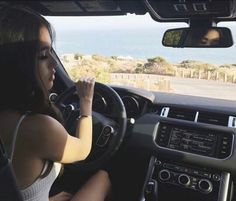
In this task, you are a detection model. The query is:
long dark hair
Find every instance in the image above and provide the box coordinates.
[0,5,62,122]
[0,6,64,177]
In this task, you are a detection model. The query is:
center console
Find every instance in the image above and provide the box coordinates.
[142,157,231,201]
[140,121,234,201]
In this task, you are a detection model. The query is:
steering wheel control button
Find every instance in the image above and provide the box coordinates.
[49,93,58,103]
[198,179,213,194]
[96,134,110,147]
[178,174,190,187]
[96,126,114,147]
[63,104,75,121]
[159,169,171,181]
[63,104,75,115]
[103,126,114,136]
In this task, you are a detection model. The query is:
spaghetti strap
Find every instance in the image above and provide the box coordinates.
[9,114,27,161]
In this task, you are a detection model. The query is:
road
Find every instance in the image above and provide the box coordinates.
[111,73,236,101]
[169,77,236,101]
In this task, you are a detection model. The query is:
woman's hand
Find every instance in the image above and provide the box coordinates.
[75,77,95,116]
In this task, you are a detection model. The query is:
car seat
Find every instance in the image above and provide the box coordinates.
[0,137,23,201]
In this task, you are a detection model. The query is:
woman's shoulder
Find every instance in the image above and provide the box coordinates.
[26,113,59,124]
[21,113,69,162]
[21,113,63,139]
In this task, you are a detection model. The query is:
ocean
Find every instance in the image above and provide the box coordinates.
[53,27,235,65]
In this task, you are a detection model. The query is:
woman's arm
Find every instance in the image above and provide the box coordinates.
[23,77,95,163]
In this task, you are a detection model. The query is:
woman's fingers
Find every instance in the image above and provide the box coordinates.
[75,76,95,116]
[76,76,95,100]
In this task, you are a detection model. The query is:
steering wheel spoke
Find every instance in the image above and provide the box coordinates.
[95,125,115,147]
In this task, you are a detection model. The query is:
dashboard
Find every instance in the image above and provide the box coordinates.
[57,82,236,175]
[110,86,236,201]
[107,85,236,175]
[53,68,236,200]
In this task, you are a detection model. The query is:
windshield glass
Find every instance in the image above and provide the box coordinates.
[46,14,236,101]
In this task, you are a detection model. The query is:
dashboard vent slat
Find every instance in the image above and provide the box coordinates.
[198,112,229,126]
[167,108,196,121]
[228,116,236,128]
[160,107,170,117]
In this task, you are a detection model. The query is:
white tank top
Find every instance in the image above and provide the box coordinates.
[10,114,62,201]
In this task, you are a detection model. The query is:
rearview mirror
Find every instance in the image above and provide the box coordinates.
[162,27,233,48]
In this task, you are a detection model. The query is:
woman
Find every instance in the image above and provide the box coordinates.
[0,5,111,201]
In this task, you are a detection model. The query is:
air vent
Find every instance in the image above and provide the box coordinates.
[159,107,235,127]
[198,112,229,126]
[167,108,196,121]
[151,105,162,115]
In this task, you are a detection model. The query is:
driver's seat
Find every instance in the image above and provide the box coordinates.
[0,137,23,201]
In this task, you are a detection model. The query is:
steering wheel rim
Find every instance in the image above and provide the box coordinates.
[55,82,127,170]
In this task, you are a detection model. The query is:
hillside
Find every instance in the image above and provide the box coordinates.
[60,53,236,84]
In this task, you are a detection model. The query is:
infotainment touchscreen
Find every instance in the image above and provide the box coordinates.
[167,127,217,157]
[156,123,233,158]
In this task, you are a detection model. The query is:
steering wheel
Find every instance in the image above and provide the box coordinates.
[55,82,127,170]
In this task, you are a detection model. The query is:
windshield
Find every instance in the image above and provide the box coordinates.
[46,14,236,101]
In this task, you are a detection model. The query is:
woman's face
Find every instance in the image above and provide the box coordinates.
[38,25,57,90]
[200,29,220,46]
